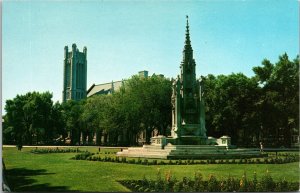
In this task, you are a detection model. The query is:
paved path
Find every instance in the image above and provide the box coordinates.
[2,145,298,151]
[2,145,129,149]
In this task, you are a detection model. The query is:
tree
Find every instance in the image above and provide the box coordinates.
[253,53,299,147]
[204,73,260,146]
[81,94,116,145]
[119,75,172,144]
[4,91,54,146]
[61,100,85,145]
[50,102,67,144]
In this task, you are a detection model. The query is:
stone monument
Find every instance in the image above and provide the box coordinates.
[117,16,261,159]
[169,15,206,145]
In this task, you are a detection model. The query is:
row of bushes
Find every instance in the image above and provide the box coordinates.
[73,152,95,160]
[269,152,298,157]
[119,170,299,192]
[72,152,299,165]
[95,151,118,155]
[31,148,82,154]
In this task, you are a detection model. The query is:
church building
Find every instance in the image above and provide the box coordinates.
[62,44,87,102]
[86,70,150,98]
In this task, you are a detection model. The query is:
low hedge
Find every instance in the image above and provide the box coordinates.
[72,151,299,165]
[31,148,81,154]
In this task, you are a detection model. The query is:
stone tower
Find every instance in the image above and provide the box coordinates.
[62,44,87,102]
[171,16,207,145]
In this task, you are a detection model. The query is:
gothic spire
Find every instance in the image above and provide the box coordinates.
[182,15,193,63]
[185,15,191,47]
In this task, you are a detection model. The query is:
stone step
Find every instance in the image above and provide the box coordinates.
[116,145,261,159]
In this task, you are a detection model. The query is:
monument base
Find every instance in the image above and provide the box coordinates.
[174,136,207,145]
[117,143,262,159]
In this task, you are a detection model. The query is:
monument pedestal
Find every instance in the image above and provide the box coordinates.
[117,140,261,159]
[175,136,207,145]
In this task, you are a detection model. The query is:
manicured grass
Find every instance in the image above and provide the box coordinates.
[3,147,299,192]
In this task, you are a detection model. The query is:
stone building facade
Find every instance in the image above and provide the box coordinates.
[62,44,87,102]
[86,70,150,98]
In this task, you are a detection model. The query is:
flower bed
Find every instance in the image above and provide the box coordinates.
[119,170,299,192]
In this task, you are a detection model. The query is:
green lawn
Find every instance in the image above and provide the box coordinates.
[3,147,299,192]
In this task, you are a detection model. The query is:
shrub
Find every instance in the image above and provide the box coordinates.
[191,158,195,164]
[277,158,283,164]
[207,174,219,191]
[164,170,174,192]
[143,159,148,165]
[210,158,216,164]
[154,169,163,191]
[193,171,204,192]
[182,177,193,192]
[221,175,238,192]
[238,172,249,191]
[264,158,269,164]
[173,181,182,192]
[274,178,288,192]
[177,159,182,165]
[186,159,190,165]
[253,172,258,190]
[75,154,80,160]
[258,170,275,192]
[137,158,142,164]
[141,175,149,187]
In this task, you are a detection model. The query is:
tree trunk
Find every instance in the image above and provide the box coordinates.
[96,130,102,146]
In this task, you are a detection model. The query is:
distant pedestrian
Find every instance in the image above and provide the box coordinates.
[98,147,101,152]
[121,148,123,152]
[260,142,264,153]
[17,144,22,151]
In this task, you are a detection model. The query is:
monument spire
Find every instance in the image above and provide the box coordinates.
[185,15,191,47]
[182,15,193,63]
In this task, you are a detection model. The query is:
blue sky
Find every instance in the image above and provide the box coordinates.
[2,0,299,113]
